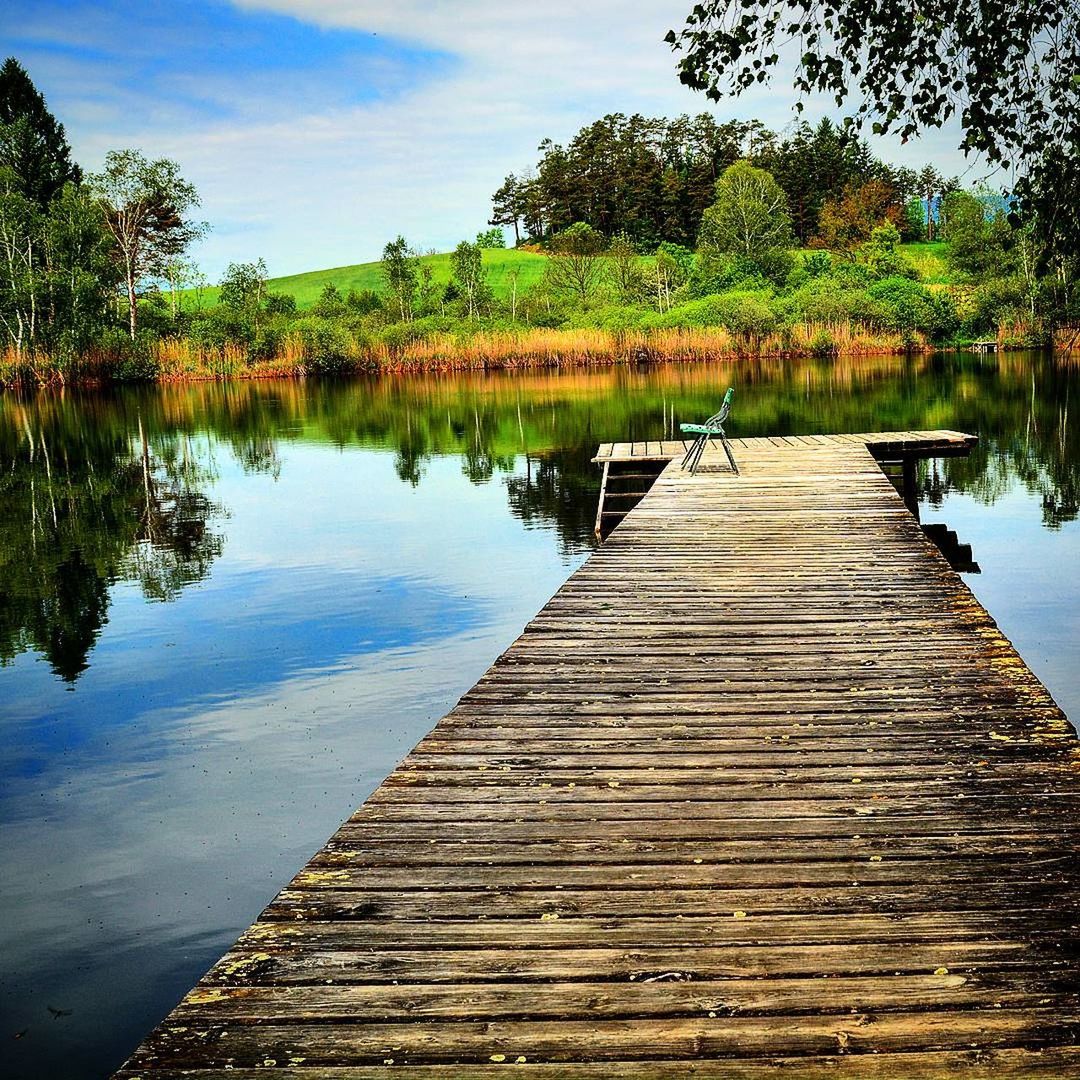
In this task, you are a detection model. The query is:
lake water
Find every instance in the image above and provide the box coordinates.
[1,353,1078,1079]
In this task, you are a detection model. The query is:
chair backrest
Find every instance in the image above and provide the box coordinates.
[706,387,735,426]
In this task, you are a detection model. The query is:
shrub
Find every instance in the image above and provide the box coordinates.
[809,328,838,357]
[961,277,1027,337]
[860,223,918,280]
[345,288,383,315]
[252,323,286,362]
[190,306,255,350]
[803,251,833,278]
[685,253,769,298]
[713,291,782,340]
[566,304,650,332]
[265,292,297,316]
[789,279,888,326]
[867,277,958,340]
[112,330,161,381]
[310,283,347,318]
[646,290,780,343]
[293,316,354,373]
[755,249,796,287]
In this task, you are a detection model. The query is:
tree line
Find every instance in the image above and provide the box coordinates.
[666,0,1079,272]
[0,57,204,364]
[489,113,957,251]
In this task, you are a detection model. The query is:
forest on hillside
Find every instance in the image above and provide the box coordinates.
[489,114,949,249]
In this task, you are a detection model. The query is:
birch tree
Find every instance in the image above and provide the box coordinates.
[697,160,793,258]
[89,150,204,339]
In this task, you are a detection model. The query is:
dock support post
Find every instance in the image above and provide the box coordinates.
[594,459,610,540]
[902,456,920,519]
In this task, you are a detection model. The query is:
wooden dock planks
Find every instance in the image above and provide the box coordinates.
[591,429,978,463]
[115,434,1080,1079]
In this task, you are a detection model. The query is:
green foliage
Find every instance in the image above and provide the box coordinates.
[497,113,765,248]
[809,328,838,357]
[42,182,118,356]
[380,236,419,322]
[265,291,297,316]
[802,251,833,278]
[646,289,780,338]
[902,198,926,242]
[815,179,902,257]
[963,276,1029,337]
[698,161,794,258]
[344,288,381,315]
[89,149,205,339]
[867,277,958,340]
[450,240,493,318]
[685,252,764,298]
[859,222,916,280]
[608,233,646,303]
[545,222,608,306]
[0,56,81,207]
[475,227,505,248]
[190,304,255,350]
[755,118,887,243]
[0,171,117,361]
[668,0,1080,266]
[789,277,886,326]
[219,258,268,313]
[942,190,1017,278]
[293,316,355,374]
[575,304,655,332]
[310,282,347,318]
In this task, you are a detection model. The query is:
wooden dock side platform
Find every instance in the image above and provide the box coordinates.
[116,431,1080,1079]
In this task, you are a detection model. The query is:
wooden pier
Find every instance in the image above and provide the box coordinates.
[592,430,977,537]
[116,431,1080,1079]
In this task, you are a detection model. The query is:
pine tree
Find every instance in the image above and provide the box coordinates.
[0,57,81,207]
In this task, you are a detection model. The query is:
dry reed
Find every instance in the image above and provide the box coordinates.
[0,319,1047,390]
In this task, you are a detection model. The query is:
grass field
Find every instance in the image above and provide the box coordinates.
[191,249,551,309]
[188,242,954,310]
[898,242,951,282]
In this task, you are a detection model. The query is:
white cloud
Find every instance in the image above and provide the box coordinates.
[69,1,985,277]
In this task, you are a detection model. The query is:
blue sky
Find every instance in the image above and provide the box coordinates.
[1,1,980,278]
[2,1,453,128]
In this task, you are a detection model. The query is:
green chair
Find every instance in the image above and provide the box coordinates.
[680,387,739,475]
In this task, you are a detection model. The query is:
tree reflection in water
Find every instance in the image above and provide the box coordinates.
[0,350,1076,680]
[0,404,225,681]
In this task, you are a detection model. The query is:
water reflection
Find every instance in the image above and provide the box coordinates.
[2,354,1077,678]
[0,406,225,682]
[0,352,1078,1079]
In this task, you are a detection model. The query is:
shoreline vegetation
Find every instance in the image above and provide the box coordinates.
[1,61,1077,391]
[4,320,1072,391]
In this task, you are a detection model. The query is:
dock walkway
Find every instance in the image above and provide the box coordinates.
[117,432,1080,1079]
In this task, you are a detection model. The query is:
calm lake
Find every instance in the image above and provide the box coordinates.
[2,353,1079,1079]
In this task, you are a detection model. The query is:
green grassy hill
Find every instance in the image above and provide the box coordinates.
[191,242,953,310]
[195,248,551,309]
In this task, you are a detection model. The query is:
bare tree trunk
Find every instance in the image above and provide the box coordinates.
[127,258,138,340]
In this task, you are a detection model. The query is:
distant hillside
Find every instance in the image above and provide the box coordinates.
[194,248,551,309]
[188,242,953,310]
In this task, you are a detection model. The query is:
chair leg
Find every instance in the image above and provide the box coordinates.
[721,435,739,475]
[691,436,708,475]
[695,436,712,475]
[683,435,704,472]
